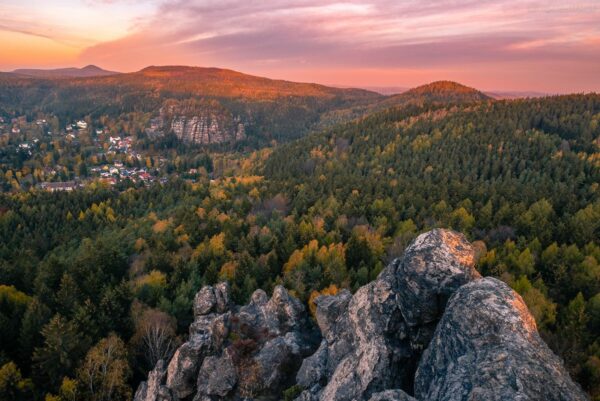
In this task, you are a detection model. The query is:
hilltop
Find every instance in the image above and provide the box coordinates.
[316,80,491,129]
[12,65,119,78]
[129,66,379,100]
[393,80,490,101]
[0,65,383,146]
[372,80,491,111]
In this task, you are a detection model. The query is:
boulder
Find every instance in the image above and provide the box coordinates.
[297,229,480,401]
[390,229,480,349]
[196,351,237,398]
[193,282,231,317]
[415,277,588,401]
[166,334,208,399]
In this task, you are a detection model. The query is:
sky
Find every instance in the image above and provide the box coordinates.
[1,0,600,93]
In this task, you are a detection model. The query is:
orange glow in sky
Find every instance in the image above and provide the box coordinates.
[1,0,600,93]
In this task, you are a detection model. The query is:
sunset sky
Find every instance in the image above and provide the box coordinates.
[1,0,600,92]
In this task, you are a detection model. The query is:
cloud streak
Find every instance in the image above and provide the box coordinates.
[6,0,600,91]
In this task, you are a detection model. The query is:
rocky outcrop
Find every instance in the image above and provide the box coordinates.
[134,229,587,401]
[146,99,246,145]
[414,277,587,401]
[295,229,480,401]
[133,360,171,401]
[134,282,317,401]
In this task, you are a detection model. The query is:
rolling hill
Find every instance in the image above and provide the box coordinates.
[0,65,383,146]
[0,67,498,147]
[11,65,119,78]
[316,80,492,129]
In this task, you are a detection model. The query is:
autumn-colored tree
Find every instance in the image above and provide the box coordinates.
[77,334,131,401]
[131,306,178,371]
[0,362,34,401]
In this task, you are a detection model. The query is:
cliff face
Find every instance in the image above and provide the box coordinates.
[134,229,587,401]
[146,99,246,145]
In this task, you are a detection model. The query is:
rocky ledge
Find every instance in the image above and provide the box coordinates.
[134,229,587,401]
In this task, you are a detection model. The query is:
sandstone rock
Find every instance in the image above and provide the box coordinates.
[297,229,479,401]
[391,229,479,342]
[166,334,208,399]
[368,390,417,401]
[415,277,587,401]
[194,286,217,317]
[317,277,411,401]
[214,282,232,313]
[134,360,172,401]
[196,352,237,398]
[296,340,328,388]
[137,283,317,401]
[134,229,585,401]
[193,282,231,317]
[152,99,245,145]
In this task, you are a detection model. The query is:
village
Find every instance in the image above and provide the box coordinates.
[0,113,189,192]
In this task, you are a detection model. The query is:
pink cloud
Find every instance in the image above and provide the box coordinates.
[75,0,600,92]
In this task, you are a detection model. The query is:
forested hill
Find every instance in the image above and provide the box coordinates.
[381,80,491,105]
[266,94,600,393]
[315,80,492,129]
[0,66,382,146]
[1,92,600,399]
[0,68,497,148]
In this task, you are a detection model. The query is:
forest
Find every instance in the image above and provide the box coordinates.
[0,94,599,400]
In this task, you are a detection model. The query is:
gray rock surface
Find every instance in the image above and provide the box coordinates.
[135,283,316,401]
[196,352,237,397]
[297,229,479,401]
[368,390,417,401]
[133,360,172,401]
[165,335,207,399]
[414,277,588,401]
[134,229,586,401]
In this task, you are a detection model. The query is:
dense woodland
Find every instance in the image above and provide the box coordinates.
[0,67,382,147]
[0,92,599,400]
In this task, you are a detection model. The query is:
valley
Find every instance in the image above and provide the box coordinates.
[0,67,599,401]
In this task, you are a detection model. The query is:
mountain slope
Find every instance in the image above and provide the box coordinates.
[0,65,383,146]
[12,65,119,78]
[384,80,491,105]
[316,80,491,129]
[0,67,497,146]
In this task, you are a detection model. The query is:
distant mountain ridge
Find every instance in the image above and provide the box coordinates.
[0,65,383,146]
[0,66,506,146]
[11,65,119,78]
[485,90,550,99]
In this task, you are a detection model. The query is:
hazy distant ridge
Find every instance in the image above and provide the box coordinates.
[12,65,119,78]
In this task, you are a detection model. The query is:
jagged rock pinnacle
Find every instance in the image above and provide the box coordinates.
[133,229,586,401]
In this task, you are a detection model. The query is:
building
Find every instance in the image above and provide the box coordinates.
[76,120,88,129]
[39,181,79,192]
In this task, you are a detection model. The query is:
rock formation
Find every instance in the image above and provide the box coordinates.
[414,277,587,401]
[295,229,481,401]
[134,229,587,401]
[146,99,246,145]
